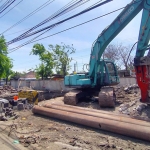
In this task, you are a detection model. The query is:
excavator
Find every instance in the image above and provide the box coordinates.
[64,0,150,107]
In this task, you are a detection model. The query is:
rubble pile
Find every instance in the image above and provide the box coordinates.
[115,84,150,120]
[115,84,139,99]
[114,84,140,105]
[0,85,17,96]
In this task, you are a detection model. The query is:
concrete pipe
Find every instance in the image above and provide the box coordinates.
[43,103,150,127]
[33,106,150,142]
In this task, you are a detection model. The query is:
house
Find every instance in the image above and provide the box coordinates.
[24,71,36,79]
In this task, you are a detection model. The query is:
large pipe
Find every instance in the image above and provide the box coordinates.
[45,102,124,116]
[43,103,150,127]
[33,106,150,141]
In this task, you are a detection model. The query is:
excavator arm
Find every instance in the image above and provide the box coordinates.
[134,0,150,103]
[136,0,150,57]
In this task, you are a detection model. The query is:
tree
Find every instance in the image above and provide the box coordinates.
[0,36,8,78]
[0,36,13,83]
[118,44,134,70]
[104,44,120,61]
[104,43,134,70]
[49,44,75,76]
[3,58,13,84]
[30,44,54,79]
[10,71,26,80]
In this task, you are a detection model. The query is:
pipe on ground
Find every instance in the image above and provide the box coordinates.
[43,103,150,127]
[33,105,150,142]
[45,102,123,116]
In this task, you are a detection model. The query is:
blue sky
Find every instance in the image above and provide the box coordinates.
[0,0,143,73]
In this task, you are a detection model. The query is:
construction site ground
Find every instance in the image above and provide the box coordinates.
[1,86,150,150]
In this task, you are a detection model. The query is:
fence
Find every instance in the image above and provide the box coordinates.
[11,78,137,92]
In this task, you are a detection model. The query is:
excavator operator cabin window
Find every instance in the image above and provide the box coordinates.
[106,62,115,76]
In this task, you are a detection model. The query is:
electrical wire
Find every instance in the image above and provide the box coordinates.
[0,0,16,14]
[7,0,107,48]
[5,0,103,37]
[0,0,23,18]
[0,0,10,11]
[7,0,111,45]
[8,6,125,53]
[4,28,29,36]
[1,0,55,35]
[7,0,91,44]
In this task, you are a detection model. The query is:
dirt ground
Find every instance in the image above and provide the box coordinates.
[1,86,150,150]
[1,108,150,150]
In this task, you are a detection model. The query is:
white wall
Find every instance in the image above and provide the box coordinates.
[119,77,137,87]
[11,78,137,91]
[11,80,70,91]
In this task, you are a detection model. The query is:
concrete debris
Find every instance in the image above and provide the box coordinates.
[119,100,148,117]
[0,107,18,121]
[136,103,147,112]
[124,84,139,94]
[119,103,130,111]
[17,103,24,111]
[0,85,17,96]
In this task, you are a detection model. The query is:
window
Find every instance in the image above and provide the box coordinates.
[106,62,115,76]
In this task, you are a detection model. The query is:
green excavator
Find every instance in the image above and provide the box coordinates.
[64,0,150,107]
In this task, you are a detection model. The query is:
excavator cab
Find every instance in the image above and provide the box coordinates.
[97,60,119,87]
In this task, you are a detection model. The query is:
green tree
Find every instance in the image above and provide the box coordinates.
[30,44,54,79]
[0,36,13,83]
[0,36,8,78]
[49,44,75,76]
[3,58,13,84]
[10,71,25,80]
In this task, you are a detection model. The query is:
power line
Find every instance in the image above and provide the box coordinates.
[4,1,89,36]
[0,0,10,11]
[7,0,92,44]
[1,0,55,35]
[4,28,30,36]
[7,0,111,45]
[0,0,16,14]
[0,0,23,18]
[8,5,125,53]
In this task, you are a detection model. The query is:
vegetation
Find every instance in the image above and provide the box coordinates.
[49,43,75,76]
[30,44,54,79]
[0,36,13,84]
[30,43,75,79]
[104,43,134,70]
[10,71,26,80]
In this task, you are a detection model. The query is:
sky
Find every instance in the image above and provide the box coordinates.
[0,0,144,73]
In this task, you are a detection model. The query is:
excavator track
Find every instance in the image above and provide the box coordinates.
[64,90,83,105]
[98,87,116,108]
